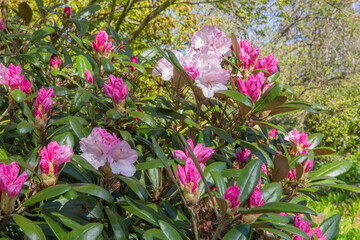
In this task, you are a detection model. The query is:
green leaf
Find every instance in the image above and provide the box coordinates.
[17,121,36,134]
[261,183,282,203]
[216,90,253,107]
[50,70,81,87]
[52,86,71,96]
[105,208,128,240]
[31,27,55,43]
[23,185,72,206]
[66,223,103,240]
[254,83,283,112]
[222,224,250,240]
[159,220,182,240]
[278,224,310,240]
[267,70,280,83]
[18,2,33,25]
[210,171,226,196]
[106,109,122,120]
[143,106,186,120]
[119,176,148,200]
[259,228,291,240]
[238,140,273,168]
[13,214,46,240]
[122,60,147,76]
[62,46,73,66]
[320,214,340,240]
[75,55,92,79]
[123,197,158,226]
[69,116,89,139]
[72,184,113,203]
[55,132,75,148]
[311,161,352,178]
[10,89,26,103]
[307,133,322,149]
[242,202,316,215]
[128,110,156,127]
[101,57,114,73]
[41,208,67,240]
[236,159,262,204]
[143,229,167,240]
[71,155,100,175]
[75,5,101,19]
[208,126,235,144]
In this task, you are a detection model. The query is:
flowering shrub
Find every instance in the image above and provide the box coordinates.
[0,2,358,240]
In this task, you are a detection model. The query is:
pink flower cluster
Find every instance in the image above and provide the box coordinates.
[40,141,74,176]
[80,127,138,177]
[224,185,240,209]
[269,128,277,139]
[63,6,71,19]
[0,162,27,199]
[104,75,128,104]
[173,139,214,163]
[237,72,265,102]
[236,148,250,164]
[153,26,231,98]
[35,87,54,119]
[0,63,31,94]
[50,54,62,69]
[293,214,326,240]
[84,69,93,84]
[92,30,112,55]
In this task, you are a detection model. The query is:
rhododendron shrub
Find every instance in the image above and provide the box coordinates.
[0,2,357,240]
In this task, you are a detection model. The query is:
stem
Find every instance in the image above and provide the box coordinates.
[191,210,200,240]
[211,217,227,240]
[90,98,96,121]
[0,103,11,122]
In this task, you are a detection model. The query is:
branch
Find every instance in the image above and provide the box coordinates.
[107,0,117,28]
[87,0,98,6]
[127,0,177,43]
[115,0,138,32]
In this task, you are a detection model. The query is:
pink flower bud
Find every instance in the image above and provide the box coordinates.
[176,159,204,193]
[50,54,62,69]
[224,186,240,209]
[63,6,71,19]
[35,87,54,119]
[104,75,128,104]
[0,19,4,31]
[92,30,112,55]
[313,228,327,240]
[248,187,264,207]
[269,129,277,139]
[254,52,278,76]
[130,56,137,72]
[261,163,267,176]
[237,72,265,103]
[284,129,312,150]
[84,69,93,84]
[40,141,73,175]
[294,213,312,239]
[236,149,250,163]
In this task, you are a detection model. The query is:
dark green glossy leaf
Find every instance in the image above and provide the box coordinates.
[142,229,167,240]
[208,126,235,144]
[75,5,101,19]
[159,220,182,240]
[238,140,273,168]
[52,86,71,96]
[278,224,310,240]
[66,223,103,240]
[75,55,92,79]
[254,82,283,112]
[119,176,148,200]
[41,208,67,240]
[101,57,114,73]
[13,214,46,240]
[72,184,113,203]
[10,89,26,103]
[128,110,156,127]
[69,116,89,139]
[320,214,340,240]
[242,202,316,215]
[311,161,352,178]
[105,208,128,240]
[71,155,100,175]
[144,106,186,120]
[261,183,282,203]
[17,121,36,134]
[210,171,226,196]
[55,132,75,148]
[222,224,250,240]
[106,109,121,120]
[216,90,253,107]
[23,185,72,206]
[236,159,262,204]
[307,133,322,149]
[31,27,55,43]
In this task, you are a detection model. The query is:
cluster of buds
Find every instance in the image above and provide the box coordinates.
[50,54,62,70]
[35,87,54,131]
[223,185,240,215]
[235,148,250,169]
[0,63,32,94]
[0,162,27,215]
[293,213,327,240]
[40,141,74,187]
[174,139,214,203]
[92,30,112,56]
[84,69,93,84]
[63,6,71,19]
[104,75,128,113]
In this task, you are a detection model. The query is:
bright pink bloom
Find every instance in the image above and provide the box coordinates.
[269,129,277,139]
[130,56,137,72]
[20,78,31,94]
[63,6,71,19]
[261,163,267,176]
[1,63,31,94]
[224,186,240,209]
[176,158,204,193]
[40,141,73,175]
[298,149,313,173]
[248,187,264,207]
[287,169,296,180]
[173,138,214,163]
[84,69,93,84]
[231,39,259,69]
[35,87,54,119]
[285,129,311,149]
[254,52,279,76]
[92,30,112,54]
[0,19,4,31]
[183,62,200,81]
[0,162,27,199]
[313,228,326,240]
[263,82,274,93]
[80,127,138,176]
[50,54,62,69]
[236,149,250,163]
[279,212,287,216]
[294,213,312,240]
[104,75,128,104]
[237,72,265,102]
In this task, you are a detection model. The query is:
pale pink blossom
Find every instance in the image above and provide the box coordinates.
[63,6,71,19]
[254,52,278,76]
[237,72,265,103]
[294,213,312,240]
[40,141,73,175]
[50,54,62,69]
[84,69,93,84]
[248,187,264,207]
[173,138,214,163]
[152,51,184,81]
[130,55,137,72]
[35,87,54,119]
[236,149,250,163]
[313,228,326,240]
[0,63,9,85]
[224,186,240,209]
[104,75,128,104]
[92,30,112,54]
[183,62,200,81]
[80,127,138,176]
[176,158,204,193]
[0,162,27,199]
[269,129,277,139]
[0,19,4,31]
[284,129,311,149]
